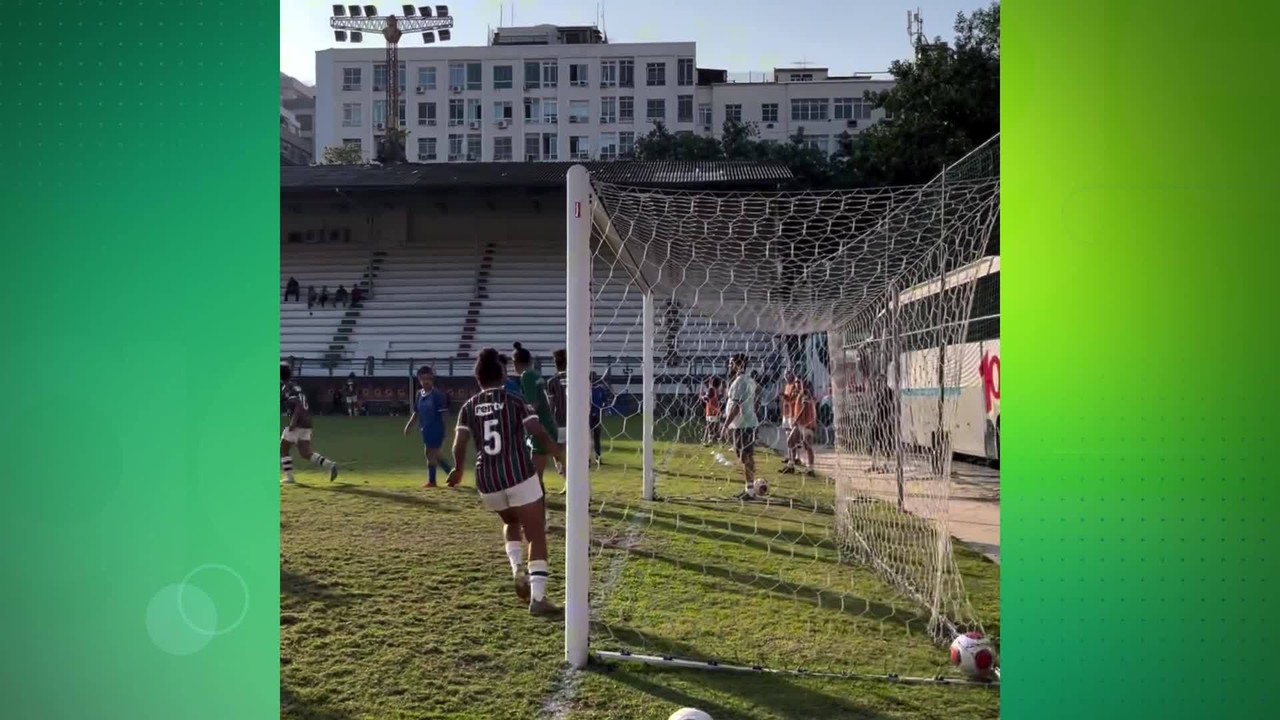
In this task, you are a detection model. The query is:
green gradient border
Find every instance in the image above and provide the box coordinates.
[2,1,1279,717]
[0,1,279,718]
[1004,1,1279,718]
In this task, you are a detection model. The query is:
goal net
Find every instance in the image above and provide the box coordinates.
[561,136,1001,684]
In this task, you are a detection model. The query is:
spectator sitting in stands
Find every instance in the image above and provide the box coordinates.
[350,285,363,306]
[335,285,349,308]
[319,286,330,308]
[284,277,300,302]
[307,285,317,310]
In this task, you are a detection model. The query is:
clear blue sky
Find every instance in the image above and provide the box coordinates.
[281,0,984,85]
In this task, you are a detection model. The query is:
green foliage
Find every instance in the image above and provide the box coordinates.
[628,1,999,189]
[320,142,364,166]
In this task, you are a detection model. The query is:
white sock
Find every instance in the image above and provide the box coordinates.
[528,559,549,602]
[281,456,294,482]
[504,540,523,577]
[309,452,333,469]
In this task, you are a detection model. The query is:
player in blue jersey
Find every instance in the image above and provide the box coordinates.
[499,353,522,395]
[590,371,611,468]
[403,366,454,488]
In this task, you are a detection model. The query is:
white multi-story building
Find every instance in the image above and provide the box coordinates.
[313,24,893,163]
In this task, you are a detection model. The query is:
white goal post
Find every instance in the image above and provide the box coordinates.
[563,138,1001,681]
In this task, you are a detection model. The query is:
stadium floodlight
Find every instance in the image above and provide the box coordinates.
[350,31,363,42]
[562,138,1002,684]
[363,5,378,17]
[334,29,348,41]
[332,4,346,16]
[347,5,362,16]
[436,5,450,18]
[419,5,433,16]
[402,4,416,15]
[437,29,450,41]
[422,31,435,43]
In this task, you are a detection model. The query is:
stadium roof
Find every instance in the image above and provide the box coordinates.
[281,161,794,193]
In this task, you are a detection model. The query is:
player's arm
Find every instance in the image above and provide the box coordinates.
[524,416,564,465]
[289,390,305,430]
[403,409,418,436]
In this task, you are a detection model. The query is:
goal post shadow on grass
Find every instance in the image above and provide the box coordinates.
[562,137,1002,688]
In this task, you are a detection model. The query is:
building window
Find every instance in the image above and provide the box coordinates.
[725,104,742,123]
[599,132,618,160]
[697,104,712,126]
[619,96,634,123]
[417,102,437,125]
[524,61,541,89]
[466,98,482,122]
[342,103,362,127]
[677,58,694,86]
[569,99,590,125]
[397,99,406,126]
[448,63,465,90]
[417,137,437,161]
[646,62,666,86]
[569,63,589,87]
[852,97,873,120]
[789,73,814,82]
[494,101,513,121]
[523,97,541,123]
[542,132,558,161]
[600,97,617,124]
[833,97,853,119]
[373,63,388,90]
[569,136,591,160]
[761,103,779,123]
[791,98,829,122]
[801,135,830,154]
[373,100,387,127]
[448,99,465,126]
[618,59,635,88]
[619,131,636,159]
[647,98,666,123]
[417,66,436,90]
[342,67,362,90]
[342,138,362,151]
[448,134,464,160]
[542,98,558,124]
[466,134,482,160]
[600,60,618,87]
[299,114,313,132]
[541,60,559,88]
[493,136,513,161]
[677,95,693,123]
[525,133,540,161]
[493,65,513,90]
[466,62,482,91]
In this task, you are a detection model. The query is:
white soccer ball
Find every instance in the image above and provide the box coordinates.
[949,631,997,680]
[669,709,713,720]
[752,478,770,497]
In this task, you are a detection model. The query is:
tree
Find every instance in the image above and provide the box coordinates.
[851,1,1000,186]
[376,127,410,165]
[321,143,365,165]
[635,121,723,161]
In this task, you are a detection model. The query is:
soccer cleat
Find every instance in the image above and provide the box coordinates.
[329,463,340,482]
[780,464,796,475]
[281,477,296,486]
[422,482,438,489]
[514,574,531,602]
[529,597,562,617]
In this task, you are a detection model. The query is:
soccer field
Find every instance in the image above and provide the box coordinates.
[281,415,1000,720]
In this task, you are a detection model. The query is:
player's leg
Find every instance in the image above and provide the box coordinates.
[736,429,756,497]
[494,507,530,601]
[590,417,603,466]
[510,480,557,615]
[297,434,339,482]
[280,435,296,485]
[802,429,816,475]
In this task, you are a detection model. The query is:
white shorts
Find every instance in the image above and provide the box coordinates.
[479,475,545,512]
[281,427,313,444]
[705,415,720,423]
[782,419,795,431]
[796,426,814,442]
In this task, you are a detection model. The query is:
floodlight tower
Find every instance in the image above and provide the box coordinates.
[329,5,455,135]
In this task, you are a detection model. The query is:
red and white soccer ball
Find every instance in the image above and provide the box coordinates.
[949,632,997,680]
[669,709,713,720]
[752,478,770,497]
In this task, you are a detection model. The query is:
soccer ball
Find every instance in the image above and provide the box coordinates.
[752,478,769,497]
[669,709,713,720]
[949,632,997,680]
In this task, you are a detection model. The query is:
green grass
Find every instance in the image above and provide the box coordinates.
[281,416,1000,720]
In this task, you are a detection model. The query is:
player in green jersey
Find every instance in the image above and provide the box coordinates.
[511,343,558,491]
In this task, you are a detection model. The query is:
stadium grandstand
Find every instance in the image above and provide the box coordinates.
[281,161,795,408]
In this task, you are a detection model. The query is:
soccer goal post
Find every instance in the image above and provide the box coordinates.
[564,137,1001,683]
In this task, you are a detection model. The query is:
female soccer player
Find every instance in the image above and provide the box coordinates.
[792,380,818,476]
[447,348,564,616]
[280,363,339,485]
[780,370,803,472]
[403,366,454,488]
[342,372,360,417]
[545,349,569,478]
[701,376,723,446]
[511,343,558,487]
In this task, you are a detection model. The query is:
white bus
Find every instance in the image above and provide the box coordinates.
[832,256,1000,462]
